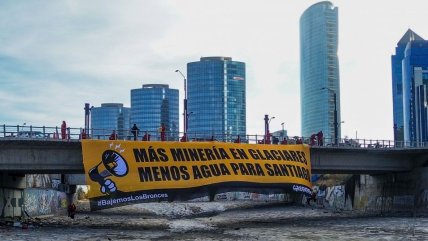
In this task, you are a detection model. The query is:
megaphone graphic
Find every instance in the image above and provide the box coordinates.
[89,150,129,194]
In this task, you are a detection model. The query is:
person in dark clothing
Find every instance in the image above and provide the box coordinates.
[131,124,139,141]
[68,203,76,219]
[272,136,279,144]
[180,133,187,142]
[306,189,317,205]
[317,131,324,146]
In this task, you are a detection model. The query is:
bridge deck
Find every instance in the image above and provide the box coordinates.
[0,140,427,174]
[0,140,83,173]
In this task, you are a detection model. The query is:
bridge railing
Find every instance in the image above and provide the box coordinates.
[1,124,427,149]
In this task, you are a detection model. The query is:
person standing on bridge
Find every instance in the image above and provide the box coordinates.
[317,131,323,146]
[310,134,316,146]
[142,131,150,141]
[131,124,139,141]
[180,133,187,142]
[109,130,117,140]
[80,129,87,139]
[159,123,166,141]
[61,121,67,140]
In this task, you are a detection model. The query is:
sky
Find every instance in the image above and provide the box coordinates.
[1,0,428,140]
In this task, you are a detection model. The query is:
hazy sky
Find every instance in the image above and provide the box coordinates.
[1,0,428,140]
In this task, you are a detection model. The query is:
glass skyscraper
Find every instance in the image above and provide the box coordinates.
[401,40,428,144]
[187,57,246,140]
[391,29,424,142]
[131,84,179,140]
[91,103,130,139]
[300,1,340,141]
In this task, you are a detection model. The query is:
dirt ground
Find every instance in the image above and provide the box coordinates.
[1,200,428,240]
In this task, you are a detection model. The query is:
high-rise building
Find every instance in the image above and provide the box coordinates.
[391,29,424,142]
[401,40,428,144]
[131,84,179,140]
[300,1,340,142]
[91,103,130,139]
[187,57,246,140]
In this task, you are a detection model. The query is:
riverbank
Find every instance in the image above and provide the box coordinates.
[1,200,428,240]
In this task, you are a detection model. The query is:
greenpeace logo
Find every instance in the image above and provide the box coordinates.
[292,185,311,195]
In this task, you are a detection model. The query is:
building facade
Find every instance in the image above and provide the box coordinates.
[401,40,428,144]
[131,84,179,140]
[391,29,424,142]
[187,57,246,140]
[91,103,130,139]
[300,1,341,142]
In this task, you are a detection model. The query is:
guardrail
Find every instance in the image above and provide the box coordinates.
[0,124,426,149]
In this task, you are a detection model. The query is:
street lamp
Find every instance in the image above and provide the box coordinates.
[281,122,285,138]
[321,87,338,145]
[264,115,275,144]
[20,123,26,132]
[265,115,275,135]
[175,69,188,135]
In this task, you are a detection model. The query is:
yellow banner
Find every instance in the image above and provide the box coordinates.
[82,140,312,210]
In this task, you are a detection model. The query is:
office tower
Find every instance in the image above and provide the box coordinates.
[91,103,130,139]
[187,57,246,139]
[400,39,428,144]
[391,29,424,142]
[131,84,179,140]
[300,1,341,142]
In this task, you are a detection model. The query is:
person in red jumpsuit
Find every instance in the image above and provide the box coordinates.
[160,123,166,141]
[109,130,117,140]
[61,121,67,139]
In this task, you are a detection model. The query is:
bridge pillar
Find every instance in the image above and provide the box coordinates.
[414,167,428,214]
[0,172,26,218]
[352,167,428,214]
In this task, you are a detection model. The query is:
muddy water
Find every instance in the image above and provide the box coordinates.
[1,202,427,240]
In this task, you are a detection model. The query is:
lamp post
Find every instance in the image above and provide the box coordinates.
[393,123,397,142]
[84,103,90,133]
[175,70,188,135]
[187,111,193,130]
[20,123,26,133]
[264,115,275,144]
[281,122,285,138]
[321,87,338,145]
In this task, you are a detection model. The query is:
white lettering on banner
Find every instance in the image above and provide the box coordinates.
[293,185,311,195]
[97,193,168,207]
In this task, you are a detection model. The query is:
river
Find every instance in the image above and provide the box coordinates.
[1,201,427,240]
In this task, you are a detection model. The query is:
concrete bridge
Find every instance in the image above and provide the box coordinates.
[1,139,427,174]
[1,139,428,218]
